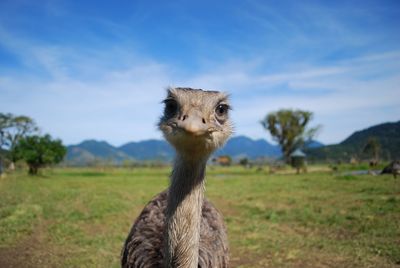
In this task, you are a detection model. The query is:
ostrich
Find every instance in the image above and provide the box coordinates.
[121,87,233,268]
[381,160,400,179]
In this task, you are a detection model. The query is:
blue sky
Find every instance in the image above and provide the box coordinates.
[1,0,400,146]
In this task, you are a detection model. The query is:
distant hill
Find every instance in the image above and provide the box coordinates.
[64,135,326,166]
[304,140,324,149]
[65,136,285,165]
[64,120,399,165]
[119,139,174,161]
[306,120,400,161]
[215,135,282,160]
[65,140,132,166]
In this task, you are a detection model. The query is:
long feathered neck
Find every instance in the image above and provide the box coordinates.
[164,154,208,268]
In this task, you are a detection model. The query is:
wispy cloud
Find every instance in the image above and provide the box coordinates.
[0,26,173,145]
[1,0,399,146]
[181,50,400,143]
[2,24,399,145]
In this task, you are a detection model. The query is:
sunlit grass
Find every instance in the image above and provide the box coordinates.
[0,166,399,267]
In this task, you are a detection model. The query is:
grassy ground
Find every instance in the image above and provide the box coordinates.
[0,166,399,267]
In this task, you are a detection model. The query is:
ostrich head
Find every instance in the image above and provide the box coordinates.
[159,87,233,159]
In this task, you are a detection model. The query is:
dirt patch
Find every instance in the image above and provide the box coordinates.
[229,249,269,267]
[0,220,64,268]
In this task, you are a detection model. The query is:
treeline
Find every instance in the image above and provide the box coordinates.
[0,113,66,175]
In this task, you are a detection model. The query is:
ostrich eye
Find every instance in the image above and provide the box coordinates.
[164,99,178,117]
[215,104,229,118]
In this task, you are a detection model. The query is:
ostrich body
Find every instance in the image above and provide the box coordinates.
[122,88,233,268]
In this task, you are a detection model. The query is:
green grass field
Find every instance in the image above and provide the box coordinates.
[0,166,399,267]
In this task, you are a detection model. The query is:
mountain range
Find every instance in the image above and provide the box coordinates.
[64,120,399,165]
[64,136,293,166]
[305,120,400,161]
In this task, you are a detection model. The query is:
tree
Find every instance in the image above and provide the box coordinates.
[261,109,320,163]
[363,137,380,163]
[0,113,39,168]
[0,113,14,174]
[239,157,249,168]
[14,134,66,175]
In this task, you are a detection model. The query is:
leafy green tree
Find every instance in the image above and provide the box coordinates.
[0,113,39,168]
[261,109,320,163]
[14,134,66,175]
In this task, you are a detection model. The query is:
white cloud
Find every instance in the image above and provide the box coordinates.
[181,51,400,144]
[1,72,169,146]
[0,29,173,145]
[1,21,399,146]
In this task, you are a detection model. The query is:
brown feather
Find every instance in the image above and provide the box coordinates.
[121,190,229,268]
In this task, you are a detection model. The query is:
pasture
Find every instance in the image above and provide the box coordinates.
[0,166,399,267]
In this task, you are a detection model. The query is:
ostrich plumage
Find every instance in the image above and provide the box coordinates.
[121,88,232,268]
[121,190,229,267]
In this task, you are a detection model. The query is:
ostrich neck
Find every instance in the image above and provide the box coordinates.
[164,154,208,268]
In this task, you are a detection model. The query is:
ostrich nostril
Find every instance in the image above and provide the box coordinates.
[202,118,206,124]
[182,115,188,121]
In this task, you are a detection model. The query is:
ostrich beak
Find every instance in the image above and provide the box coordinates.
[177,113,208,136]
